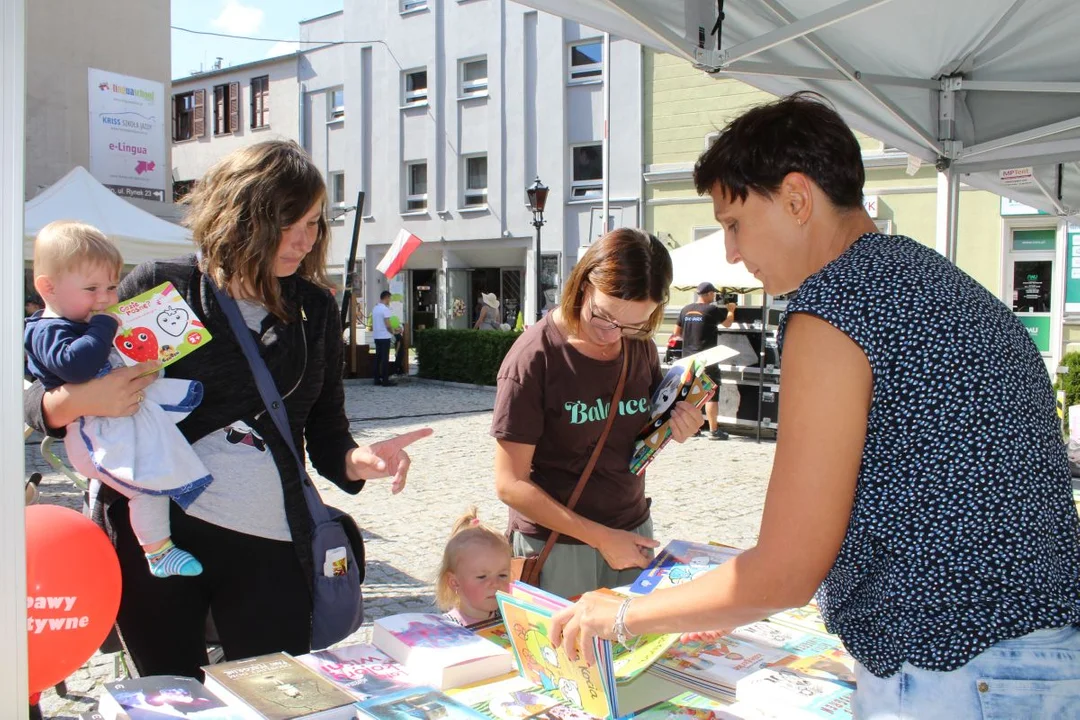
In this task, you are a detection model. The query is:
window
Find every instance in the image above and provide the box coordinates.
[569,40,603,83]
[330,172,346,206]
[173,179,196,203]
[405,162,428,211]
[213,82,239,135]
[460,57,488,97]
[463,155,487,207]
[571,144,602,198]
[250,75,269,128]
[329,88,344,119]
[172,92,195,141]
[401,0,427,11]
[404,70,428,105]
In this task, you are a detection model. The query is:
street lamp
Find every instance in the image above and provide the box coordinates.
[526,176,549,322]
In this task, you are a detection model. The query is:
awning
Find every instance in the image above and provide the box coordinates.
[669,228,762,292]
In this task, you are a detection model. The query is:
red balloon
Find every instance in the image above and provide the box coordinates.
[25,505,121,693]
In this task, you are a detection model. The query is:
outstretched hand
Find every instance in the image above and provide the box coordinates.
[346,427,434,493]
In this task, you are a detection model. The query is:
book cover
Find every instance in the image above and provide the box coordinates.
[735,664,853,719]
[474,687,563,720]
[630,345,740,476]
[372,613,514,690]
[107,281,212,367]
[628,690,739,720]
[727,622,841,659]
[98,676,242,719]
[297,644,415,700]
[629,541,743,595]
[650,637,790,699]
[470,618,512,651]
[355,686,489,720]
[766,602,831,638]
[201,652,356,720]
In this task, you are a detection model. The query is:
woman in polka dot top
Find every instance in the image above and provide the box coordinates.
[545,93,1080,717]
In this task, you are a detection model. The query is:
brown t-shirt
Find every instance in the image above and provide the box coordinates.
[491,315,662,542]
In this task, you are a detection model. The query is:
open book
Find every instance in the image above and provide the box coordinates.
[495,582,682,720]
[631,345,739,475]
[107,281,212,367]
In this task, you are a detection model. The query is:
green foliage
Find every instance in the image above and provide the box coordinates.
[415,329,522,386]
[1056,351,1080,434]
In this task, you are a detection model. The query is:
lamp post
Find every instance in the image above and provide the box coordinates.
[526,176,549,322]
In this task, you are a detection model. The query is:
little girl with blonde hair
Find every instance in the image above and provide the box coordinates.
[436,506,512,627]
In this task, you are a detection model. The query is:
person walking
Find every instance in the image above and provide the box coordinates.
[372,290,397,387]
[672,281,736,439]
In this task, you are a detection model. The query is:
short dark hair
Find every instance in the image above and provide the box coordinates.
[694,92,864,210]
[380,290,391,300]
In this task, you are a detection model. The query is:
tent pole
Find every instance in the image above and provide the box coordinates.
[935,168,959,262]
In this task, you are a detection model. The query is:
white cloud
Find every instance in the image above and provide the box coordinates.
[211,0,264,36]
[266,41,300,58]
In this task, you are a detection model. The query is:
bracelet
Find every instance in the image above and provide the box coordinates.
[612,597,634,645]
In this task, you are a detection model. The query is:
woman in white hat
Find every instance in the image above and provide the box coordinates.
[474,292,503,331]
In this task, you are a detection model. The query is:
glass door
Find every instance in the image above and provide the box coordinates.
[1008,228,1055,356]
[446,269,470,330]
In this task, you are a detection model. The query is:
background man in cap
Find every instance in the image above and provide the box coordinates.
[672,282,737,439]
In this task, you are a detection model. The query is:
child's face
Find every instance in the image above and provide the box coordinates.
[449,544,511,615]
[43,264,119,322]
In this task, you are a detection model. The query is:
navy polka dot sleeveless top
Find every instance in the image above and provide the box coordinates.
[778,233,1080,678]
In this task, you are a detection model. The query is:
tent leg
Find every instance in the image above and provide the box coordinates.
[935,168,959,263]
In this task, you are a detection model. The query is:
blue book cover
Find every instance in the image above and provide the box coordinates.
[355,686,490,720]
[628,541,742,595]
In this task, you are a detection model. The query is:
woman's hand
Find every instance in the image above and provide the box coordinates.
[668,400,704,443]
[42,362,161,428]
[346,427,434,493]
[549,590,624,664]
[594,528,659,571]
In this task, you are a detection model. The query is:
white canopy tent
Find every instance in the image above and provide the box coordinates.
[513,0,1080,260]
[24,166,193,266]
[670,228,762,291]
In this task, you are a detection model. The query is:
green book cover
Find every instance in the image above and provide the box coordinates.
[107,281,212,367]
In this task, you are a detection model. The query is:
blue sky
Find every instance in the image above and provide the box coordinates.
[172,0,344,79]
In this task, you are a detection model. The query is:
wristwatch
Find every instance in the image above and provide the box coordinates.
[613,597,634,645]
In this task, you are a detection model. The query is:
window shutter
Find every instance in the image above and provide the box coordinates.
[229,81,240,133]
[171,95,177,141]
[194,89,206,137]
[263,80,269,124]
[250,81,256,128]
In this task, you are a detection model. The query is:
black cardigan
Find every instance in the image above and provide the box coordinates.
[25,255,362,593]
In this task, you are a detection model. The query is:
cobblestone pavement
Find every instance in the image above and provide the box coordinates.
[28,377,775,718]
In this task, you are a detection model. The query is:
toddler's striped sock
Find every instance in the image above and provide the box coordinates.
[146,540,203,578]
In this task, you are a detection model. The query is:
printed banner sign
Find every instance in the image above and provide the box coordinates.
[88,68,166,202]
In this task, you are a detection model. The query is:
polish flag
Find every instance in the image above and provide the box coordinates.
[377,229,423,279]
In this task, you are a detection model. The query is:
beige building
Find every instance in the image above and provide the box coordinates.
[25,0,173,219]
[644,51,1069,372]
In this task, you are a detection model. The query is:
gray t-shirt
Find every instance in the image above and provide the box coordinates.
[183,299,290,541]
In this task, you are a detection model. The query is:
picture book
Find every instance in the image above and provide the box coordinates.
[766,602,831,638]
[471,686,564,720]
[444,672,536,708]
[496,582,683,720]
[631,345,738,476]
[201,652,357,720]
[628,690,739,720]
[296,644,415,700]
[372,613,514,690]
[98,676,243,720]
[470,617,512,651]
[629,541,743,595]
[107,281,211,368]
[734,663,853,720]
[649,636,790,700]
[727,622,841,659]
[354,686,489,720]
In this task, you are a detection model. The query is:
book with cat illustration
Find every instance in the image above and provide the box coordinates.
[496,582,682,720]
[107,281,212,368]
[630,345,739,475]
[629,540,743,595]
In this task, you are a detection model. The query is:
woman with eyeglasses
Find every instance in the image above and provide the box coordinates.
[491,227,704,599]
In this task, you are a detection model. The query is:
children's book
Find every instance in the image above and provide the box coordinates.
[471,686,565,720]
[372,613,515,690]
[470,617,512,651]
[648,636,790,701]
[630,345,739,475]
[726,622,841,659]
[627,690,740,720]
[734,662,853,720]
[444,672,537,708]
[629,541,743,595]
[201,652,357,719]
[496,582,683,720]
[107,281,212,368]
[98,676,243,720]
[765,602,831,639]
[354,686,489,720]
[296,644,416,700]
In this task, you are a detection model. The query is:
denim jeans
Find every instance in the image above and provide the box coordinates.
[373,338,392,384]
[854,626,1080,719]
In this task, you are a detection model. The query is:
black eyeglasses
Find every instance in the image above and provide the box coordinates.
[586,296,651,338]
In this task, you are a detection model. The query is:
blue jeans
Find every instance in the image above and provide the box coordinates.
[373,338,392,384]
[854,626,1080,719]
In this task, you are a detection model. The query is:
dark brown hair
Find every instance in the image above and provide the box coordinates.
[182,140,330,320]
[559,228,672,338]
[694,92,864,210]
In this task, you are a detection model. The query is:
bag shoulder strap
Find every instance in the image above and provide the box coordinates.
[533,341,631,572]
[208,277,332,525]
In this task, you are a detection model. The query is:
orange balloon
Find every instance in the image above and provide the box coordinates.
[25,505,121,693]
